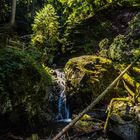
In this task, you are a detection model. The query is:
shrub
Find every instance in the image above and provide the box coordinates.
[0,48,52,120]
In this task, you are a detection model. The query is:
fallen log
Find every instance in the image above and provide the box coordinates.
[52,58,139,140]
[132,67,140,74]
[122,73,140,89]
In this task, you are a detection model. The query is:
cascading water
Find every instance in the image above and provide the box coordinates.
[54,69,71,123]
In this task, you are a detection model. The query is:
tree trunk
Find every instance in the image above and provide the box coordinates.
[11,0,17,25]
[52,58,138,140]
[31,0,35,18]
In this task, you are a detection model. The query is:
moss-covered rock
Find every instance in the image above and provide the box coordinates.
[64,55,118,111]
[108,100,140,140]
[74,114,102,133]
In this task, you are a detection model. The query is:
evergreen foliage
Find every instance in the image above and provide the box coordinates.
[99,13,140,63]
[32,4,59,63]
[32,4,59,47]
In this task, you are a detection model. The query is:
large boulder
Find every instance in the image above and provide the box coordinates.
[64,55,118,112]
[108,100,140,140]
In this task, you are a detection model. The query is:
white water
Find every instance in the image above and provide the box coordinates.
[54,69,71,123]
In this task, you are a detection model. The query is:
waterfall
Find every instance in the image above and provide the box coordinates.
[54,69,71,123]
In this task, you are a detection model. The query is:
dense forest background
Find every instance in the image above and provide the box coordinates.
[0,0,140,140]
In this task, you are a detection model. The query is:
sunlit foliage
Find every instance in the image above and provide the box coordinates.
[32,4,59,47]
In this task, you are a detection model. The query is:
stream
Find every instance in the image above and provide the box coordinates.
[54,69,71,123]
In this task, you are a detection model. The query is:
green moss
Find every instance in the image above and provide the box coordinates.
[132,67,140,74]
[81,114,92,120]
[65,55,118,111]
[75,114,93,132]
[123,73,140,89]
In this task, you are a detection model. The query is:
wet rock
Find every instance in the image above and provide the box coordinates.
[108,101,140,140]
[110,122,138,140]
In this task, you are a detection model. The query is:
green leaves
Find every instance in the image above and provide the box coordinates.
[31,0,140,62]
[99,13,140,63]
[31,4,60,63]
[108,35,128,61]
[0,48,52,118]
[132,48,140,58]
[32,4,59,47]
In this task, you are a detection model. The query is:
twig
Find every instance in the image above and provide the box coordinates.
[49,130,53,138]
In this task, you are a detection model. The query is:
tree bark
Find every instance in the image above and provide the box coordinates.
[52,58,138,140]
[132,67,140,74]
[11,0,17,25]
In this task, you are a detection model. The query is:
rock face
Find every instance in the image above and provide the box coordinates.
[64,55,118,111]
[108,100,140,140]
